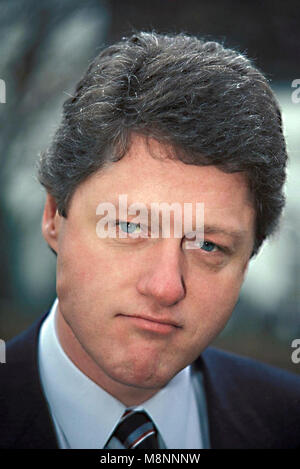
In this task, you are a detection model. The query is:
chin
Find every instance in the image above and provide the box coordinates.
[109,361,173,390]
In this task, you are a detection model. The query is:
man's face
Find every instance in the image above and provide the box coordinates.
[43,134,255,399]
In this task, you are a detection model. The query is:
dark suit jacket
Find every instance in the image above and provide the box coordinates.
[1,311,300,449]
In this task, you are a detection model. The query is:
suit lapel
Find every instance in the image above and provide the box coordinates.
[194,348,245,449]
[2,311,58,448]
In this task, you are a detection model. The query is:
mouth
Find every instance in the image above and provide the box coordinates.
[117,314,181,334]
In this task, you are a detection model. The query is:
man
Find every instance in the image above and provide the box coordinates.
[1,31,300,449]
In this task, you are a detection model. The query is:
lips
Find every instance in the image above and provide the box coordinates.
[121,314,181,328]
[117,313,181,334]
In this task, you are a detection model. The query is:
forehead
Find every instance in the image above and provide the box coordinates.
[76,134,253,209]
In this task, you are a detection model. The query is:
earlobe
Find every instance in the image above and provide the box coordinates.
[41,194,61,253]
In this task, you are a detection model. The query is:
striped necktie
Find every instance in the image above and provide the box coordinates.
[105,409,160,449]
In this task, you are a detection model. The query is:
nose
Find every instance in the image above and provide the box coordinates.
[136,240,186,307]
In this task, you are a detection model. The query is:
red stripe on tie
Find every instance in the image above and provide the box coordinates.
[120,409,135,423]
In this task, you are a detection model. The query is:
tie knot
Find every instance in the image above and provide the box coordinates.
[107,409,159,449]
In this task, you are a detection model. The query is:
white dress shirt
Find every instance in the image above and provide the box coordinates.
[38,298,210,449]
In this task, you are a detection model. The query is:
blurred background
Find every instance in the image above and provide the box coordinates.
[0,0,299,372]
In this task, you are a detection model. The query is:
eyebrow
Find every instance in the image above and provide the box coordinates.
[203,225,248,245]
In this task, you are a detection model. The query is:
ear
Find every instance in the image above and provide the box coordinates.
[41,194,62,254]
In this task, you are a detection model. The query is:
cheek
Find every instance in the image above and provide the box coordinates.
[188,268,244,334]
[56,233,103,308]
[56,233,133,315]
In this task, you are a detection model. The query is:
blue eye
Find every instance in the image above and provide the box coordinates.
[118,221,141,234]
[200,241,218,252]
